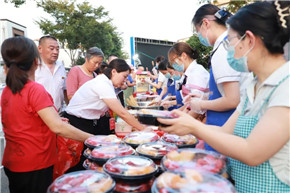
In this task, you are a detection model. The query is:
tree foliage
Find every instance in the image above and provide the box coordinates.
[4,0,25,7]
[186,35,212,70]
[35,0,125,66]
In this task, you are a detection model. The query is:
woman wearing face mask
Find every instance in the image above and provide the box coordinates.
[168,42,210,115]
[189,4,253,152]
[158,1,290,192]
[63,59,145,172]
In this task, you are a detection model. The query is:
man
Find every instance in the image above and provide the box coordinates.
[35,35,68,112]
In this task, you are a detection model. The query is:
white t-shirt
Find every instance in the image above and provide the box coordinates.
[35,60,66,111]
[211,31,253,98]
[66,74,117,120]
[237,62,290,185]
[184,60,210,92]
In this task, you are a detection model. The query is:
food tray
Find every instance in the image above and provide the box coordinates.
[47,170,115,193]
[161,148,226,175]
[151,170,235,193]
[83,159,103,172]
[103,155,158,180]
[161,133,199,148]
[84,135,122,149]
[83,144,135,165]
[136,109,174,126]
[123,131,159,148]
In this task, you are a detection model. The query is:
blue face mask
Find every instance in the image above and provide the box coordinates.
[164,72,171,79]
[198,32,211,47]
[172,74,181,80]
[173,62,184,72]
[226,37,254,73]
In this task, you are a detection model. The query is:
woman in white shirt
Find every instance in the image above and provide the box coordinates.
[64,59,144,172]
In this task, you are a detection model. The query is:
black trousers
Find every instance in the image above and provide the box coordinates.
[63,112,111,173]
[4,166,53,193]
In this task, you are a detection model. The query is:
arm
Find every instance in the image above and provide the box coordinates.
[66,67,78,102]
[158,107,289,166]
[147,80,163,89]
[103,98,144,131]
[38,106,93,142]
[201,81,240,111]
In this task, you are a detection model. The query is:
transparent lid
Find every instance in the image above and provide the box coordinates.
[136,109,174,118]
[84,135,122,149]
[151,170,235,193]
[123,131,159,146]
[115,178,155,193]
[161,148,226,175]
[161,133,198,147]
[87,144,135,161]
[103,155,158,180]
[83,159,103,172]
[48,170,115,193]
[136,141,178,159]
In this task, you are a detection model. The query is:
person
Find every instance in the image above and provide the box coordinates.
[95,61,109,75]
[63,58,145,172]
[66,47,104,101]
[149,55,165,82]
[158,1,290,192]
[0,36,93,193]
[108,55,118,64]
[123,64,136,107]
[186,4,253,152]
[35,35,68,113]
[168,42,210,113]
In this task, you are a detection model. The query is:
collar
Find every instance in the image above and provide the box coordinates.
[213,31,227,50]
[261,61,289,87]
[184,60,197,77]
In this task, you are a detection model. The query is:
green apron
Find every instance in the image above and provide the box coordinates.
[228,75,290,193]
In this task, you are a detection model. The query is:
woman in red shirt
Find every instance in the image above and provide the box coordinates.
[1,36,93,193]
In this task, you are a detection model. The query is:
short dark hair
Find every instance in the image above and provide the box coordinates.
[157,59,169,71]
[227,1,290,54]
[39,35,57,45]
[95,61,108,75]
[154,55,165,63]
[168,42,199,60]
[1,36,40,94]
[103,58,131,79]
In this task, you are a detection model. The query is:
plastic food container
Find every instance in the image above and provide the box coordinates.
[114,178,155,193]
[83,159,103,172]
[84,135,122,149]
[161,148,226,175]
[84,144,135,165]
[136,141,178,160]
[136,109,174,126]
[103,155,158,180]
[151,170,235,193]
[47,170,115,193]
[115,118,133,139]
[161,133,199,148]
[123,131,160,148]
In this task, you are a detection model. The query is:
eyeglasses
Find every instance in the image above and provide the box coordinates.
[223,33,246,51]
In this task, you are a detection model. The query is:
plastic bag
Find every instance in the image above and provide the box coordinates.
[53,136,84,180]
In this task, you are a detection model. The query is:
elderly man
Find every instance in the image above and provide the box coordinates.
[35,35,68,113]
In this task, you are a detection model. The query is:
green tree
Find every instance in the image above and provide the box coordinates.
[186,35,213,70]
[36,0,125,66]
[4,0,25,7]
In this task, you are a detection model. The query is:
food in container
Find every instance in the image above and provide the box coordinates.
[123,131,159,148]
[115,118,133,139]
[47,170,115,193]
[103,155,158,180]
[161,148,226,175]
[114,178,154,193]
[136,141,178,159]
[161,133,199,148]
[84,135,122,149]
[83,159,103,172]
[151,170,235,193]
[136,109,174,126]
[84,144,135,165]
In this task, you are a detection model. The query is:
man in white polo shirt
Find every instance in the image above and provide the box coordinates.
[35,35,68,112]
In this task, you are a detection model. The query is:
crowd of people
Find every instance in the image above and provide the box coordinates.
[0,0,289,193]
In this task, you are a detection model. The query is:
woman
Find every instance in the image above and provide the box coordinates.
[66,47,103,101]
[64,58,145,172]
[0,36,92,193]
[158,1,290,192]
[168,42,210,114]
[189,4,253,151]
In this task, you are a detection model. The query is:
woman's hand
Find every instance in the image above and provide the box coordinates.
[157,110,199,136]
